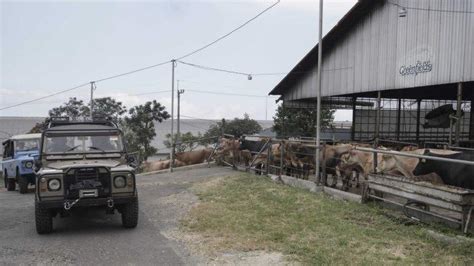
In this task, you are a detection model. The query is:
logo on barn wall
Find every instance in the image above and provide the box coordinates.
[399,61,432,76]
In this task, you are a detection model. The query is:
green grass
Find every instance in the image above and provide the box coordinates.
[182,173,474,265]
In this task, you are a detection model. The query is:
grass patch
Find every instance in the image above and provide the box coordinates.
[182,173,474,265]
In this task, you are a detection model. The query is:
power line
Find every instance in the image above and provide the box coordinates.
[93,60,171,83]
[1,1,280,111]
[176,0,280,60]
[129,90,171,96]
[387,0,474,14]
[178,60,250,77]
[0,82,90,111]
[179,120,210,131]
[181,114,219,123]
[179,79,252,91]
[178,60,352,77]
[186,89,273,98]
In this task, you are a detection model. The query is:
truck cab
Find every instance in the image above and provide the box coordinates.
[35,117,138,234]
[2,133,41,193]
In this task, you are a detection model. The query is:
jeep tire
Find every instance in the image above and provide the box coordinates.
[6,171,16,191]
[121,198,138,228]
[18,171,28,194]
[35,201,53,234]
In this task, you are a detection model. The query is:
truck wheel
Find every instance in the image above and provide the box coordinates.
[35,201,53,234]
[18,171,28,194]
[6,172,16,191]
[121,198,139,228]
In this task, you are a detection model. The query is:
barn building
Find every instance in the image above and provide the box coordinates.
[269,0,473,146]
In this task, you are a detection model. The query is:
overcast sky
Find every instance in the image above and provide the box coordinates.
[1,0,357,120]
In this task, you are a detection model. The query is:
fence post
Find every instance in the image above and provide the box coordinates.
[373,91,381,173]
[321,143,327,186]
[266,140,271,175]
[280,141,284,178]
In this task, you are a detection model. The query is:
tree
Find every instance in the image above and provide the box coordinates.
[163,132,203,152]
[202,114,262,143]
[272,105,335,138]
[29,97,127,133]
[123,100,170,161]
[48,97,89,119]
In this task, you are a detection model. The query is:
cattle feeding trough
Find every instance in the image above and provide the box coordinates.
[356,147,474,233]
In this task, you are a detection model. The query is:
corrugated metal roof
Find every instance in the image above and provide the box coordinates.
[269,0,375,95]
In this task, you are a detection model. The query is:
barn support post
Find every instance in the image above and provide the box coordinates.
[351,97,357,141]
[373,91,381,173]
[396,98,402,141]
[455,83,463,145]
[416,99,421,142]
[470,96,474,140]
[314,0,323,184]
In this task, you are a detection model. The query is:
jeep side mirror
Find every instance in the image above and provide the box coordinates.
[127,154,138,168]
[34,160,42,172]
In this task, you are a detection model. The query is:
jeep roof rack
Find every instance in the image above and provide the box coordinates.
[47,116,118,128]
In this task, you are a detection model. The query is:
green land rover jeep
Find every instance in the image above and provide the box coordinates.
[35,117,138,234]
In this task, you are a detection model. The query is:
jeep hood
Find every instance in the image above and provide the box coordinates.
[15,151,39,160]
[46,159,122,170]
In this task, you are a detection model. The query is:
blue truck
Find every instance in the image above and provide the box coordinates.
[2,133,41,194]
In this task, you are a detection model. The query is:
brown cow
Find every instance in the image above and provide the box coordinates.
[141,159,186,172]
[175,148,213,165]
[340,149,383,179]
[216,138,252,166]
[376,148,457,184]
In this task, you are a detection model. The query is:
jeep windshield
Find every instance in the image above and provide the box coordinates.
[43,132,124,157]
[15,139,40,152]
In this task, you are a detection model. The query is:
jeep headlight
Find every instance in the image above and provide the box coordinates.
[24,161,33,169]
[48,179,61,191]
[114,176,126,188]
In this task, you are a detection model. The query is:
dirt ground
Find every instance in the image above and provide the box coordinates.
[0,166,291,265]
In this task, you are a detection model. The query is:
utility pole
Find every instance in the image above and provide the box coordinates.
[170,60,176,172]
[177,81,185,145]
[90,81,95,120]
[315,0,323,184]
[265,96,268,120]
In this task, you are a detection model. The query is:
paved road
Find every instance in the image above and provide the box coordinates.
[0,166,237,265]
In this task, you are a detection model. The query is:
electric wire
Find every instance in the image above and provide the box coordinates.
[179,120,210,131]
[93,61,171,83]
[180,115,219,123]
[178,60,250,77]
[1,1,280,111]
[178,60,352,77]
[186,89,272,98]
[0,82,90,111]
[175,0,280,60]
[387,0,474,14]
[130,90,172,96]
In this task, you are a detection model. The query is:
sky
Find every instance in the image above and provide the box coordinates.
[1,0,357,121]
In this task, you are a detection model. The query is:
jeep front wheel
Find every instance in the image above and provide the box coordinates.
[35,201,53,234]
[6,172,16,191]
[121,198,139,228]
[18,171,28,194]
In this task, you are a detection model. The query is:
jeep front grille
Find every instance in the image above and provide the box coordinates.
[64,167,111,199]
[75,168,98,180]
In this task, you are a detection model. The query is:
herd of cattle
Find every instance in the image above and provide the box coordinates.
[141,136,474,191]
